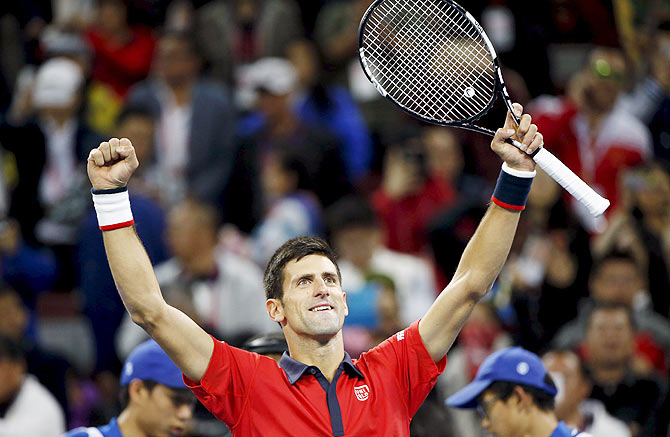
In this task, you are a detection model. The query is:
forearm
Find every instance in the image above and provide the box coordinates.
[102,226,167,326]
[453,203,521,295]
[420,204,520,361]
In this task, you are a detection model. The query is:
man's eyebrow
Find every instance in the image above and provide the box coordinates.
[294,273,315,283]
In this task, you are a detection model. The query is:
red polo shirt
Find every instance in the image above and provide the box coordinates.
[184,321,446,436]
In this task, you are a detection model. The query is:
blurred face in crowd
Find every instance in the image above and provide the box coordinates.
[333,225,379,270]
[0,357,25,403]
[543,351,590,422]
[261,152,297,199]
[422,127,463,182]
[255,90,291,124]
[590,258,644,306]
[287,41,319,89]
[581,48,626,113]
[0,291,28,340]
[97,0,129,35]
[585,308,635,369]
[167,201,217,263]
[116,115,155,166]
[154,36,199,87]
[130,381,195,437]
[630,166,670,217]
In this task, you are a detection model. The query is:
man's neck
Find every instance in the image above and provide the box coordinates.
[591,363,627,387]
[523,409,559,437]
[286,331,346,382]
[182,247,216,277]
[117,408,147,437]
[166,80,194,106]
[561,406,585,431]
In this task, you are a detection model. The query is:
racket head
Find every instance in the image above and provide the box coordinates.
[358,0,502,127]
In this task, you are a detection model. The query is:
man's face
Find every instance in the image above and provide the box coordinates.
[0,359,24,403]
[333,226,378,270]
[116,115,155,166]
[154,38,198,87]
[585,309,635,368]
[477,389,524,437]
[136,384,195,437]
[582,50,625,113]
[0,292,28,340]
[271,254,348,341]
[590,259,643,306]
[543,351,589,420]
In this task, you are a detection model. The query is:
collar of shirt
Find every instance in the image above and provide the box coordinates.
[551,421,583,437]
[279,351,364,384]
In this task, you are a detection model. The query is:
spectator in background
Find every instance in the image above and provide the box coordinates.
[231,57,351,232]
[77,105,168,375]
[529,47,651,231]
[543,349,630,437]
[372,128,456,254]
[580,303,667,437]
[445,347,582,437]
[125,30,236,210]
[0,335,65,435]
[553,251,670,374]
[0,285,72,424]
[116,198,277,358]
[195,0,304,85]
[64,339,196,437]
[498,168,592,352]
[593,163,670,318]
[0,57,102,290]
[247,147,324,267]
[326,195,435,329]
[287,39,372,182]
[84,0,156,134]
[438,302,512,437]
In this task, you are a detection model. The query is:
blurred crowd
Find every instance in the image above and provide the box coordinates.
[0,0,668,436]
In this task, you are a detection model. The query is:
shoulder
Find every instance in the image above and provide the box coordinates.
[62,428,104,437]
[527,95,574,118]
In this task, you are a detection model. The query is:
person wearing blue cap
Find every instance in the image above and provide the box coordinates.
[446,346,592,437]
[63,339,196,437]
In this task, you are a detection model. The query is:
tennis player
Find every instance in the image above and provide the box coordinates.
[86,103,542,436]
[63,339,196,437]
[446,347,591,437]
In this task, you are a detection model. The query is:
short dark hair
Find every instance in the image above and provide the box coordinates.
[587,301,637,331]
[116,104,155,127]
[119,379,159,409]
[325,195,378,239]
[159,29,201,58]
[482,375,557,412]
[592,249,640,278]
[263,236,340,300]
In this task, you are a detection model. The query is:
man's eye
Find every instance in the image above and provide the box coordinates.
[298,279,309,286]
[325,277,335,284]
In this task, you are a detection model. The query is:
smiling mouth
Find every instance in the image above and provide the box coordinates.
[309,305,333,312]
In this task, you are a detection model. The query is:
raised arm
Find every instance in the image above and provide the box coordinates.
[419,104,542,362]
[87,138,213,381]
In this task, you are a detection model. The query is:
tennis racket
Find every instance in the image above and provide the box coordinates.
[358,0,610,216]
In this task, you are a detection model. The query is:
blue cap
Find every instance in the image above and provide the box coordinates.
[120,340,185,389]
[445,346,557,409]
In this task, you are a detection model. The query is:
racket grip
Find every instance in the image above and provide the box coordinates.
[530,147,610,217]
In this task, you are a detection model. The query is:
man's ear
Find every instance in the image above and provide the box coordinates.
[267,298,285,323]
[342,291,348,317]
[513,386,533,411]
[128,379,147,404]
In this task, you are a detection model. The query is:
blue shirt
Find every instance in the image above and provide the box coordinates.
[551,421,591,437]
[62,417,122,437]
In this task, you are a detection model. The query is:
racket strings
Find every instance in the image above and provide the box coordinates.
[361,0,496,123]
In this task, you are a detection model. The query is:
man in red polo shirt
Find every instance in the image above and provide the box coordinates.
[85,103,543,436]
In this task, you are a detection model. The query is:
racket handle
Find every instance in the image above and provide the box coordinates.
[527,146,610,216]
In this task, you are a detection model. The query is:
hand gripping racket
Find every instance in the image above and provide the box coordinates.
[358,0,610,216]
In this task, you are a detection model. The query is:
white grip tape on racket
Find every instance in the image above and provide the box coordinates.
[528,146,610,217]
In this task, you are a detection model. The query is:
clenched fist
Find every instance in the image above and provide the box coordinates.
[87,138,140,190]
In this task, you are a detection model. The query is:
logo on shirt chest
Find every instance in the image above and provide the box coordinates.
[354,384,370,401]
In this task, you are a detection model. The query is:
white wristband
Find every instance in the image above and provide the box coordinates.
[92,187,134,231]
[502,162,536,178]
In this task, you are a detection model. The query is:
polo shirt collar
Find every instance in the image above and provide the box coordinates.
[279,351,364,384]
